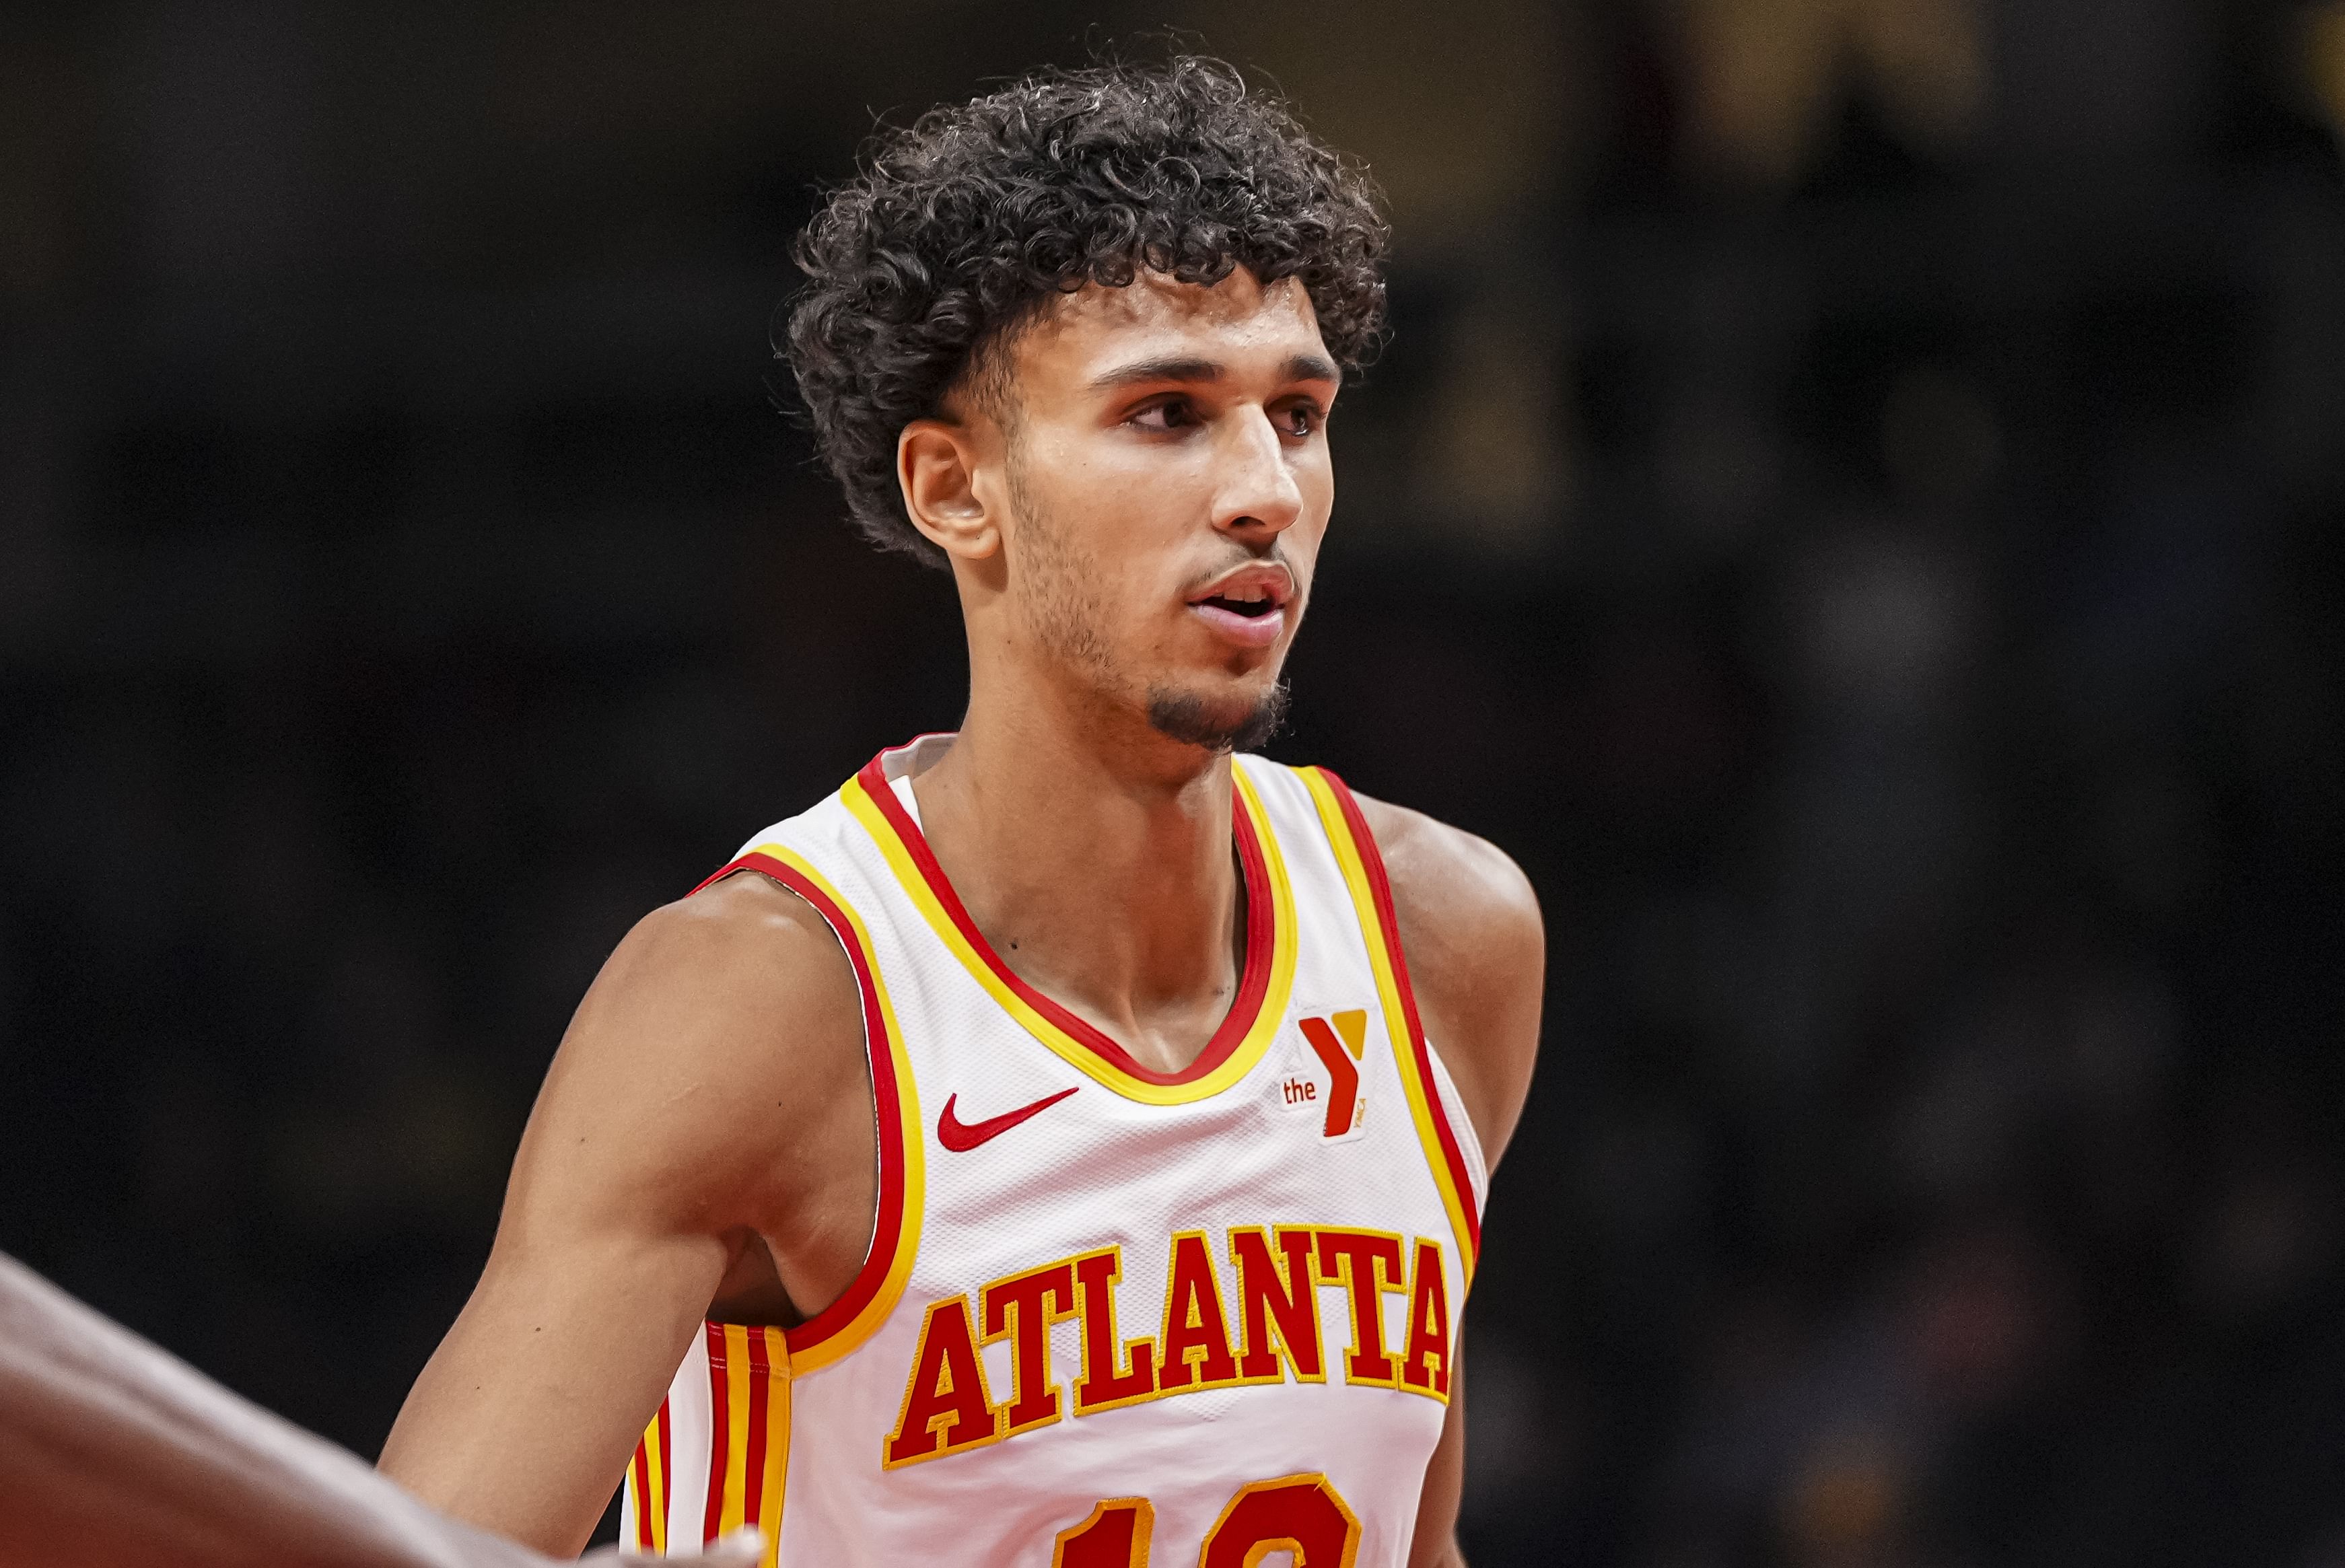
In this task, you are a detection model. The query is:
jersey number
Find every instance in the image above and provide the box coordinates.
[1053,1474,1360,1567]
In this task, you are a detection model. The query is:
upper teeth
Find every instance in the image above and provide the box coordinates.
[1222,587,1265,602]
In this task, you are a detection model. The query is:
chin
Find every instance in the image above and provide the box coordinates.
[1144,678,1290,753]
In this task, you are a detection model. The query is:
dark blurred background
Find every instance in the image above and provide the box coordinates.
[5,2,2345,1563]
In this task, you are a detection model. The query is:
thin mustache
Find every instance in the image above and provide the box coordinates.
[1183,547,1295,599]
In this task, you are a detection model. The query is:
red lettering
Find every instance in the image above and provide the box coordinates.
[884,1296,1000,1465]
[1314,1230,1406,1385]
[1230,1227,1323,1382]
[1156,1233,1240,1391]
[1399,1238,1451,1396]
[982,1261,1078,1431]
[1072,1248,1158,1412]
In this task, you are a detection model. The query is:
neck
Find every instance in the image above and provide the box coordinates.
[908,674,1245,1075]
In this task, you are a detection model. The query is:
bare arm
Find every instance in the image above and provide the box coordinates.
[1355,796,1546,1568]
[0,1250,760,1568]
[379,874,872,1554]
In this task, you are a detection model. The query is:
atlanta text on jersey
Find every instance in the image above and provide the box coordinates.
[884,1224,1454,1468]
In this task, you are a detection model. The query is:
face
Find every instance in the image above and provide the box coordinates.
[905,267,1337,753]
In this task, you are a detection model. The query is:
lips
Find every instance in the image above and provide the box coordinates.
[1187,564,1294,649]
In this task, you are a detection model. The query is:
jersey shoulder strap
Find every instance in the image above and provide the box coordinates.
[1236,754,1488,1275]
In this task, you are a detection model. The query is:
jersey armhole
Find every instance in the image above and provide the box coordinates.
[1419,1039,1490,1212]
[1294,768,1486,1283]
[690,849,925,1375]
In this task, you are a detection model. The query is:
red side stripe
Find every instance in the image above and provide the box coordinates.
[742,1328,771,1532]
[630,1441,653,1551]
[850,751,1277,1087]
[690,851,905,1355]
[701,1322,730,1545]
[1319,769,1483,1260]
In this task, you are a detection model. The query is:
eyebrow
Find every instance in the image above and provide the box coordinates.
[1086,351,1341,392]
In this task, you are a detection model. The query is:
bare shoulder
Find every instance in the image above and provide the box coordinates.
[1350,795,1543,957]
[1351,793,1544,1168]
[588,870,861,1036]
[503,869,869,1244]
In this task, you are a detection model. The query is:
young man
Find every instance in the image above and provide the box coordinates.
[380,57,1543,1568]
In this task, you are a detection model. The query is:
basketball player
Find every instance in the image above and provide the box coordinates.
[380,57,1543,1568]
[0,1250,761,1568]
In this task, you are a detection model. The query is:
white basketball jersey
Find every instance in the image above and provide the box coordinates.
[621,738,1488,1567]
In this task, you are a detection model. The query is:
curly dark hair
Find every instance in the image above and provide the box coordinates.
[782,55,1390,567]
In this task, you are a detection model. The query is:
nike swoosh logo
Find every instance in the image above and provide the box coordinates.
[938,1086,1080,1152]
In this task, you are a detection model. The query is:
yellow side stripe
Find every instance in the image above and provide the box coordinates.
[720,1324,752,1536]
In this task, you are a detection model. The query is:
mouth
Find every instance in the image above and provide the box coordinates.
[1185,566,1294,649]
[1197,589,1280,619]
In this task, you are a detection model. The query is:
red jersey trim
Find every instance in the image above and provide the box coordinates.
[848,751,1280,1090]
[689,851,914,1358]
[700,1323,730,1545]
[691,1322,790,1558]
[1311,769,1484,1269]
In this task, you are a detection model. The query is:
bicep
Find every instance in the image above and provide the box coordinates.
[380,879,860,1553]
[378,983,744,1554]
[378,1216,726,1555]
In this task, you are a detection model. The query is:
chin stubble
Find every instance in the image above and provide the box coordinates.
[1146,679,1291,754]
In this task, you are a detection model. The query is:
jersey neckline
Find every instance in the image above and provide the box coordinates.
[841,741,1298,1106]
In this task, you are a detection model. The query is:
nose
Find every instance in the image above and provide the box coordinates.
[1210,404,1304,539]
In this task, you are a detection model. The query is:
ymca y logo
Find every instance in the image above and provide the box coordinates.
[1288,1009,1370,1140]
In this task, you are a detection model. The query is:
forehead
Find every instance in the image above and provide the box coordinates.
[1006,268,1327,397]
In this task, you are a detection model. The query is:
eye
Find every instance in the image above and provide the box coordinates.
[1275,400,1325,439]
[1129,397,1197,432]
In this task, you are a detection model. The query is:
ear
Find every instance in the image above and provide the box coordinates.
[897,418,1001,563]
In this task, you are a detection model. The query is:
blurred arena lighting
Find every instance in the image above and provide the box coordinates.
[1679,0,1988,182]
